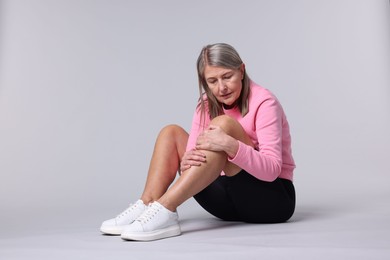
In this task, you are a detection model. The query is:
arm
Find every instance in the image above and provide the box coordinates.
[180,107,210,173]
[228,97,284,182]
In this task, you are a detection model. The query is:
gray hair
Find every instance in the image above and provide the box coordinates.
[196,43,251,120]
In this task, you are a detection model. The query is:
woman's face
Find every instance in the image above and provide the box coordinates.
[204,64,244,109]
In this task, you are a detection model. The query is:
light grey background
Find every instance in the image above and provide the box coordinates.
[0,0,389,259]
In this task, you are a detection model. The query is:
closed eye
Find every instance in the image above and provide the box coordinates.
[223,74,233,80]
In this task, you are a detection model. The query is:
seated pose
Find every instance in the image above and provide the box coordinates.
[100,43,296,241]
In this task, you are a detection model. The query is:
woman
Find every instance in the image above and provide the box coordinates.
[100,43,296,241]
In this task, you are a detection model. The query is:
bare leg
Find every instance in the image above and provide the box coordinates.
[140,124,188,204]
[158,115,254,212]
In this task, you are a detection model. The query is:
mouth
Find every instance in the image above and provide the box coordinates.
[221,93,232,98]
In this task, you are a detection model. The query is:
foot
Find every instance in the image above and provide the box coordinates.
[121,201,181,241]
[100,199,147,235]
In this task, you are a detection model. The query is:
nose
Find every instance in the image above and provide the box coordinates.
[218,79,227,92]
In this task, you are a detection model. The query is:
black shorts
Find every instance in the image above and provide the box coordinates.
[193,170,296,223]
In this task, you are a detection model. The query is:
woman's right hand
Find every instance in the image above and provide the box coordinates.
[180,149,206,173]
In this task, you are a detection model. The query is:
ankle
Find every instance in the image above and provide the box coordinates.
[140,197,154,206]
[157,198,177,212]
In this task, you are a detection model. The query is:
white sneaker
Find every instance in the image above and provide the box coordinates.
[100,199,147,235]
[121,201,181,241]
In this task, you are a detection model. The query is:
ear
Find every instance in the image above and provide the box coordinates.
[240,63,246,79]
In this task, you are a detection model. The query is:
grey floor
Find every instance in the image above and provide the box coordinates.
[1,193,389,260]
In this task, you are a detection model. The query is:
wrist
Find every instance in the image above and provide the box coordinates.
[225,136,239,159]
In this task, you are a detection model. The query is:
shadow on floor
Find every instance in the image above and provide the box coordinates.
[179,217,244,235]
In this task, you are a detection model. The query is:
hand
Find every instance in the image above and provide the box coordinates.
[195,125,229,152]
[180,149,206,173]
[196,125,239,158]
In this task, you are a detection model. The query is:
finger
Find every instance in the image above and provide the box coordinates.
[181,160,200,173]
[180,165,190,173]
[187,158,204,165]
[196,144,210,151]
[185,151,206,161]
[208,125,217,130]
[192,155,206,162]
[191,150,206,158]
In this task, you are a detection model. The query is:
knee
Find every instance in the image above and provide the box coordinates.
[159,124,183,136]
[159,124,188,141]
[158,124,188,154]
[210,115,239,133]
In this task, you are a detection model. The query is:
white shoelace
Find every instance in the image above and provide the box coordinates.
[136,204,161,224]
[116,203,139,220]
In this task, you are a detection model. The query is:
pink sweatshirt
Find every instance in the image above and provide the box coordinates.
[186,82,295,182]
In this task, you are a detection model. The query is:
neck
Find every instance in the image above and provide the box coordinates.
[223,102,237,110]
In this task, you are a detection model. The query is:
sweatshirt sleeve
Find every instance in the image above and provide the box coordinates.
[186,107,209,152]
[228,97,284,182]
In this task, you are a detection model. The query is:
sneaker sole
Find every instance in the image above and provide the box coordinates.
[121,225,181,241]
[100,226,126,236]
